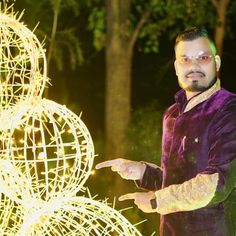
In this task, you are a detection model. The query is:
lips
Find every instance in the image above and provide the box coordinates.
[186,71,205,79]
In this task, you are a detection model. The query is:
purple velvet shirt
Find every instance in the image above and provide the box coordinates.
[138,87,236,235]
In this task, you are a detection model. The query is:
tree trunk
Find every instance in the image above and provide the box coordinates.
[212,0,228,56]
[105,0,132,159]
[44,0,61,98]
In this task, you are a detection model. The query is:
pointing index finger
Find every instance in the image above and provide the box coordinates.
[119,193,136,201]
[95,159,121,169]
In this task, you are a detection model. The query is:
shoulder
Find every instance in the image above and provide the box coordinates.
[207,88,236,111]
[219,89,236,111]
[215,88,236,103]
[209,89,236,132]
[163,103,178,120]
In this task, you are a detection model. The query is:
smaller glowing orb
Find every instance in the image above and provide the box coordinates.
[0,192,23,235]
[16,196,142,236]
[0,9,48,114]
[0,98,94,202]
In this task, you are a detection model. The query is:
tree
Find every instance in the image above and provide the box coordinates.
[15,0,83,75]
[88,0,219,160]
[13,0,85,102]
[104,1,153,159]
[212,0,229,56]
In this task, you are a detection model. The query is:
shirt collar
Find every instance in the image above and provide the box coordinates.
[175,79,221,113]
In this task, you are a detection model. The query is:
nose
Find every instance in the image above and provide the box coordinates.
[188,58,201,69]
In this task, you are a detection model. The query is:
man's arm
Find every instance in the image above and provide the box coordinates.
[150,98,236,214]
[119,173,218,214]
[96,158,163,191]
[203,98,236,205]
[96,158,146,180]
[135,163,163,191]
[121,98,236,214]
[153,172,219,214]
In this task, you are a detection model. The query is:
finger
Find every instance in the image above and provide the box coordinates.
[118,193,136,201]
[95,159,121,169]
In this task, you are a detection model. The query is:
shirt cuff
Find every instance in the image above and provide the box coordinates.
[154,173,219,215]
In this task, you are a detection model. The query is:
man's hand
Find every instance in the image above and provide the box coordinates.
[95,158,146,180]
[119,191,157,213]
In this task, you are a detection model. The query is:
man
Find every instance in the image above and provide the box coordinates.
[96,27,236,235]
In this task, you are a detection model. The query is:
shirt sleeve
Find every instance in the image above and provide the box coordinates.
[154,173,219,215]
[203,97,236,204]
[135,162,163,191]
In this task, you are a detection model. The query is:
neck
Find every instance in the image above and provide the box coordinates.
[183,79,221,113]
[185,78,219,100]
[186,91,201,100]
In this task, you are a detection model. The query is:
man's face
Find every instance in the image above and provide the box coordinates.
[174,37,220,96]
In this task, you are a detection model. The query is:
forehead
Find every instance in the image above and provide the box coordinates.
[175,37,213,56]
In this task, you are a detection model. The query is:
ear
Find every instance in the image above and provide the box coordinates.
[214,55,221,72]
[174,60,178,76]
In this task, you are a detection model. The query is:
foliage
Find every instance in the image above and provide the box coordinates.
[14,0,83,71]
[132,0,217,52]
[224,190,236,235]
[125,102,164,164]
[226,0,236,39]
[52,27,83,70]
[87,4,105,50]
[87,0,218,53]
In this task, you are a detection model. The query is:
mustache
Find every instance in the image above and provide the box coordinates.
[185,70,205,77]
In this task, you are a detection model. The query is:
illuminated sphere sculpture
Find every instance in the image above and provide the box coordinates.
[0,191,22,235]
[0,4,142,236]
[0,103,142,235]
[0,10,47,114]
[0,98,94,202]
[17,197,142,235]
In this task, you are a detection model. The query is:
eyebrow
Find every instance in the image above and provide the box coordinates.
[177,51,212,57]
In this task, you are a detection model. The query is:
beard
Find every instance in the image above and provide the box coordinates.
[178,76,217,93]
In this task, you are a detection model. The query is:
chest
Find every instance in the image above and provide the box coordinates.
[162,106,215,184]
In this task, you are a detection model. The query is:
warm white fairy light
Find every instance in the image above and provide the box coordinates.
[16,196,142,236]
[0,98,95,202]
[0,191,24,236]
[0,4,47,115]
[0,3,142,236]
[0,103,142,235]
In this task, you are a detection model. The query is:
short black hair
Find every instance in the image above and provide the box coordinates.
[175,27,216,55]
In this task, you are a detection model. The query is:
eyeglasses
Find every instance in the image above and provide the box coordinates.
[176,54,214,66]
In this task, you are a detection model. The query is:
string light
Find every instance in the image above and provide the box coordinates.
[0,3,142,235]
[0,5,47,117]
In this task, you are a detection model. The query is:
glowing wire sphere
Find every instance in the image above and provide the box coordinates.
[0,4,143,236]
[0,159,34,205]
[0,98,94,202]
[0,10,47,113]
[0,189,23,236]
[16,197,142,236]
